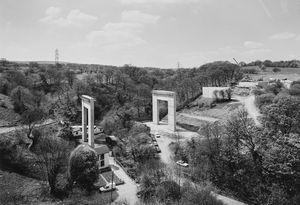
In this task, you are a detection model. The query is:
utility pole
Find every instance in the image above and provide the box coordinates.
[177,131,181,205]
[110,150,114,204]
[110,170,114,203]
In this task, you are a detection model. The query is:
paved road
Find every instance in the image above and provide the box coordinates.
[109,157,138,205]
[0,119,56,134]
[144,122,247,205]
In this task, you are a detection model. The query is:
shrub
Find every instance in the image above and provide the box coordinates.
[255,93,275,109]
[289,84,300,96]
[252,88,265,96]
[219,90,225,100]
[69,145,99,193]
[198,98,216,108]
[58,125,74,141]
[242,67,258,74]
[156,180,181,203]
[181,182,224,205]
[273,67,281,72]
[265,81,284,95]
[225,88,233,100]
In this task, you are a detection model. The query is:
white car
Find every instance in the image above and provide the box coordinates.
[176,160,189,167]
[71,125,103,137]
[99,182,116,192]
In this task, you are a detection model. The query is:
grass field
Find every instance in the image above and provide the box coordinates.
[249,67,300,81]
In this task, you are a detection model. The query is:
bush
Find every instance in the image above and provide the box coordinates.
[265,81,283,95]
[273,67,281,72]
[242,67,259,74]
[181,182,224,205]
[69,145,99,193]
[255,93,275,108]
[289,84,300,96]
[58,125,74,141]
[198,98,216,108]
[156,180,181,203]
[252,88,265,96]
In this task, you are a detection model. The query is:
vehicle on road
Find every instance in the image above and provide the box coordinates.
[99,182,116,192]
[71,125,103,137]
[176,160,189,167]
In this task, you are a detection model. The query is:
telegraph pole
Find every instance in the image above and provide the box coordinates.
[110,150,114,204]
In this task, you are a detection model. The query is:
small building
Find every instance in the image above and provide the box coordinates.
[94,145,110,170]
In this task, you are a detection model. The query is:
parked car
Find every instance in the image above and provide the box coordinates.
[155,134,161,138]
[155,146,161,153]
[71,125,103,137]
[176,160,189,167]
[99,182,116,192]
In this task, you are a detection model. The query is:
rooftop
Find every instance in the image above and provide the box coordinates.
[152,90,176,97]
[94,144,110,154]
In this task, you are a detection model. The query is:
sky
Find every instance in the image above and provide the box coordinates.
[0,0,300,68]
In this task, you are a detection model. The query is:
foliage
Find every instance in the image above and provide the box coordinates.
[21,107,45,139]
[289,81,300,96]
[261,95,300,134]
[180,182,224,205]
[265,80,284,95]
[176,105,300,205]
[155,180,181,203]
[69,145,99,193]
[247,59,300,68]
[10,86,34,113]
[255,93,275,108]
[35,134,70,198]
[272,67,281,72]
[242,67,259,74]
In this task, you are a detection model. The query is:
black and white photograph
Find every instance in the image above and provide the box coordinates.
[0,0,299,204]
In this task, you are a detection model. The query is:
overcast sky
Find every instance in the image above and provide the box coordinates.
[1,0,300,68]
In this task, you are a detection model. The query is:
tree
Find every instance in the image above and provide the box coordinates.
[64,69,76,87]
[261,96,300,134]
[213,90,219,101]
[69,145,99,193]
[21,108,45,140]
[219,90,225,100]
[10,86,34,113]
[156,180,181,203]
[225,88,232,100]
[36,135,69,198]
